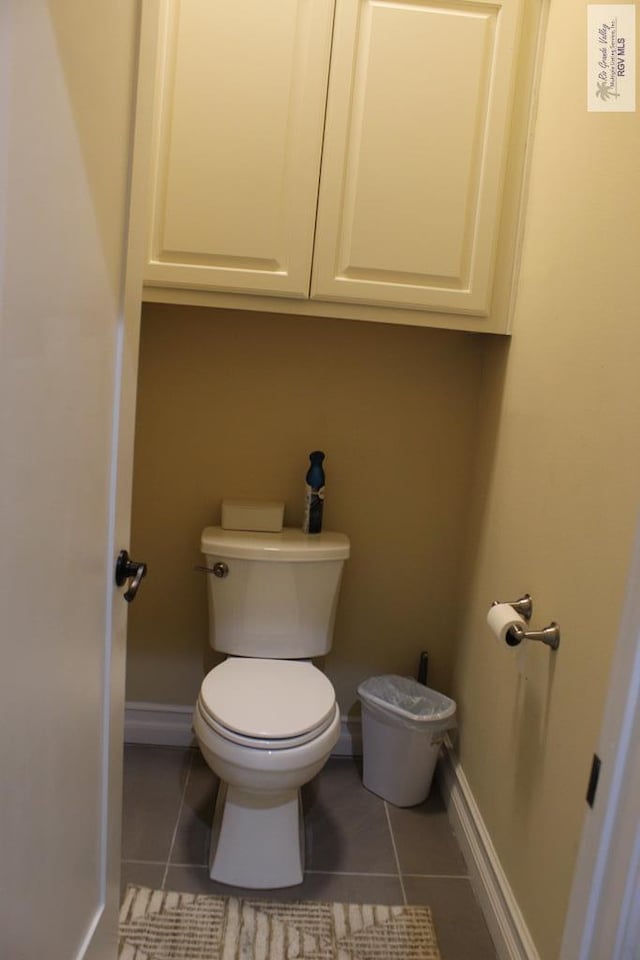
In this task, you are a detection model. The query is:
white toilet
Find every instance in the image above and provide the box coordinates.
[193,525,350,889]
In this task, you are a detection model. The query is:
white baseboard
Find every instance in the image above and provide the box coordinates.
[437,736,540,960]
[124,702,196,747]
[333,715,363,757]
[124,701,362,757]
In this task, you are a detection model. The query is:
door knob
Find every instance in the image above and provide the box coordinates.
[115,549,148,602]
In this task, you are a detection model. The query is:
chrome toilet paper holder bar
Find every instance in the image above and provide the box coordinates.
[508,621,561,651]
[491,594,560,651]
[492,594,533,622]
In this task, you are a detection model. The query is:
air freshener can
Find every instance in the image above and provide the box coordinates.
[303,450,325,534]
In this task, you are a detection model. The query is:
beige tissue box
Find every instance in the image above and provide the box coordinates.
[221,499,284,533]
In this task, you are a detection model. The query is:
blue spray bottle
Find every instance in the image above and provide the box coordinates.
[303,451,325,534]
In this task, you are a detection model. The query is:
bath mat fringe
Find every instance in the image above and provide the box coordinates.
[119,884,442,960]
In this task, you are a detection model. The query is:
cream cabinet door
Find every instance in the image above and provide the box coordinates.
[311,0,524,316]
[144,0,334,296]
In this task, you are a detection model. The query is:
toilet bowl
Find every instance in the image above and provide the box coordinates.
[194,525,350,889]
[194,657,341,888]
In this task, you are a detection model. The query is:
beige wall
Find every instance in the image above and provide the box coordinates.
[450,1,640,957]
[127,307,484,710]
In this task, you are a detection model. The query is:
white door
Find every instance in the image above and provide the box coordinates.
[561,512,640,959]
[0,3,142,958]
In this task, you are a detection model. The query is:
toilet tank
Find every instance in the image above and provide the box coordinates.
[200,527,350,659]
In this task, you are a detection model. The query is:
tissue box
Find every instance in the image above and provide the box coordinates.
[221,499,284,533]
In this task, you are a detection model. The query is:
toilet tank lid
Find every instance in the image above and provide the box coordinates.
[201,526,350,561]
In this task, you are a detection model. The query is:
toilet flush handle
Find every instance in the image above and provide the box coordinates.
[194,562,229,578]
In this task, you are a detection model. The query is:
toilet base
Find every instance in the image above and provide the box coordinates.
[209,781,304,888]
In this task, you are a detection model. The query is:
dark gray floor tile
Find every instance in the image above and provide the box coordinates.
[164,865,404,905]
[120,861,166,897]
[387,783,467,877]
[303,757,397,874]
[297,873,405,905]
[121,744,191,861]
[170,749,219,866]
[120,745,494,958]
[164,865,304,899]
[403,877,498,960]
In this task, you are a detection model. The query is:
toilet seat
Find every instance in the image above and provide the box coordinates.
[197,703,336,750]
[199,657,336,750]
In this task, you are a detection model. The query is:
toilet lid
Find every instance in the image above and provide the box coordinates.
[199,658,336,741]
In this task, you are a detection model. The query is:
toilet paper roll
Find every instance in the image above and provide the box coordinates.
[486,603,527,646]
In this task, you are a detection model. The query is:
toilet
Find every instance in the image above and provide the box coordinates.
[193,525,350,889]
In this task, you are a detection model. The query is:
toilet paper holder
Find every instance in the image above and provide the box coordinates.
[491,594,561,651]
[494,593,533,622]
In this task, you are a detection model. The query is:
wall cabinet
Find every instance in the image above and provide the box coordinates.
[135,0,544,333]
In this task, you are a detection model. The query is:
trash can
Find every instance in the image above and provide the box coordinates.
[357,675,457,807]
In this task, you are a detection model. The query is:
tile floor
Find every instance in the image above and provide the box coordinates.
[121,744,497,960]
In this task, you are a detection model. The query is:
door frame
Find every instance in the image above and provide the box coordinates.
[92,4,157,951]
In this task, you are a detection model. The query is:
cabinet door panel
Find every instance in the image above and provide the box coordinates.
[311,0,523,315]
[146,0,333,296]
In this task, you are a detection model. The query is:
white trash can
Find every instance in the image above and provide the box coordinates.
[357,675,457,807]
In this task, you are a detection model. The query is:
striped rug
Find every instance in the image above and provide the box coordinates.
[119,884,442,960]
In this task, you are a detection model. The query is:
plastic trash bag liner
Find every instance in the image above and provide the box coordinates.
[357,675,456,726]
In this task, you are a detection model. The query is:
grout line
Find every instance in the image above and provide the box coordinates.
[121,859,167,866]
[162,863,209,872]
[384,801,407,906]
[161,750,193,890]
[305,870,399,878]
[169,862,209,870]
[403,873,470,880]
[122,861,469,880]
[122,863,469,879]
